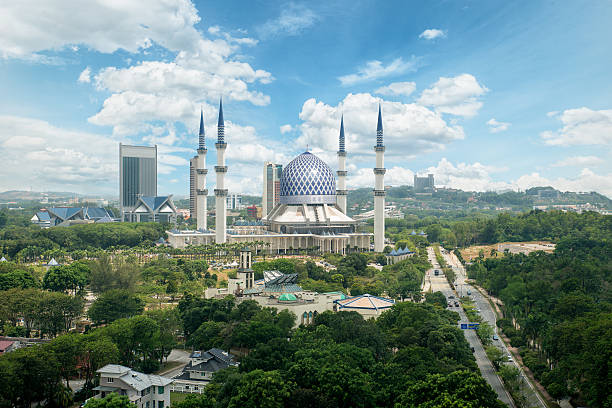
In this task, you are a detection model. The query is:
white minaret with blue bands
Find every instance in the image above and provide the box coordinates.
[196,109,208,231]
[215,98,228,243]
[374,104,386,252]
[336,115,347,214]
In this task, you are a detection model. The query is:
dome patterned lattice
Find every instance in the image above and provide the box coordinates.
[280,152,336,205]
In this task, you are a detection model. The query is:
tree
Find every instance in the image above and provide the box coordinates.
[228,370,294,408]
[188,321,227,351]
[88,289,144,325]
[43,264,88,294]
[84,394,132,408]
[48,333,84,387]
[485,345,507,369]
[425,291,447,308]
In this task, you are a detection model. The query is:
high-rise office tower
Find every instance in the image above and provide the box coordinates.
[262,162,282,217]
[226,194,242,210]
[119,144,157,220]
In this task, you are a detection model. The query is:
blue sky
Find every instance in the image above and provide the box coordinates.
[1,0,611,198]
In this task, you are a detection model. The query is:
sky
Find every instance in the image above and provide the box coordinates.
[1,0,611,198]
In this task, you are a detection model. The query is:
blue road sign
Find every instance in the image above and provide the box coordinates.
[460,323,480,330]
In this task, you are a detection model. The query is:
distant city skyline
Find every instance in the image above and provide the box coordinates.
[0,1,611,197]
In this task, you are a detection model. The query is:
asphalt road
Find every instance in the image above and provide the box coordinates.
[426,247,515,408]
[441,249,547,408]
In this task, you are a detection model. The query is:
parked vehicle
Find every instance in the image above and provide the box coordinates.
[466,289,471,295]
[434,270,439,276]
[454,301,459,307]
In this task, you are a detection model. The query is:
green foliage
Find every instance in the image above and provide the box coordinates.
[43,262,89,293]
[395,370,505,408]
[84,394,132,408]
[89,254,139,293]
[485,345,507,369]
[425,291,447,308]
[0,261,38,290]
[88,289,144,325]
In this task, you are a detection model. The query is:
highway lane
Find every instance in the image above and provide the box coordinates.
[441,249,547,408]
[426,247,515,408]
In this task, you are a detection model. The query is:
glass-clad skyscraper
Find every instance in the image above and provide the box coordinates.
[262,162,282,217]
[119,144,157,220]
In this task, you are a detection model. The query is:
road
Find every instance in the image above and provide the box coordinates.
[426,247,515,408]
[440,249,547,408]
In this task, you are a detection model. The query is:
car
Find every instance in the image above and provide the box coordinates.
[454,301,459,307]
[448,295,455,299]
[470,347,475,352]
[447,302,453,307]
[492,335,499,341]
[466,290,471,295]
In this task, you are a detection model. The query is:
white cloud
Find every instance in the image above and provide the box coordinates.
[256,3,318,39]
[418,74,488,117]
[540,107,612,146]
[338,57,418,86]
[419,29,446,40]
[0,115,118,193]
[551,155,604,167]
[375,81,416,97]
[0,1,273,139]
[0,0,202,60]
[296,93,464,160]
[280,124,294,134]
[349,166,415,188]
[487,118,510,133]
[425,158,508,192]
[513,168,612,197]
[423,158,612,198]
[77,67,91,83]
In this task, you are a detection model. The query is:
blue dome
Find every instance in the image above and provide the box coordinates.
[280,152,336,205]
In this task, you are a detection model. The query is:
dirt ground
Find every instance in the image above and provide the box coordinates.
[460,241,555,262]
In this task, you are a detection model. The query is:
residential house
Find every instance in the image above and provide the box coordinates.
[171,349,238,394]
[93,364,172,408]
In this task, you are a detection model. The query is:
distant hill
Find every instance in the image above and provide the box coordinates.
[347,186,612,216]
[0,190,114,201]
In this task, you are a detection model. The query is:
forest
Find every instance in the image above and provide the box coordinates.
[466,224,612,407]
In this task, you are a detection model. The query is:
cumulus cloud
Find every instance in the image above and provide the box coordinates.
[540,107,612,146]
[77,67,91,83]
[296,93,464,160]
[375,81,416,97]
[280,124,294,134]
[1,1,273,138]
[486,118,510,133]
[0,0,202,60]
[256,3,318,39]
[419,29,446,40]
[0,115,118,193]
[349,166,415,188]
[418,74,488,117]
[423,158,612,197]
[338,57,418,86]
[551,155,604,167]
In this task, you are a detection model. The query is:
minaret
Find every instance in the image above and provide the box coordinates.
[196,109,208,230]
[336,115,348,213]
[373,104,386,252]
[214,98,228,243]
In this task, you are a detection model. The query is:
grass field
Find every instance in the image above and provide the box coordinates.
[170,392,190,405]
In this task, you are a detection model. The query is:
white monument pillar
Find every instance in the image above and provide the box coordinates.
[373,105,386,252]
[337,115,348,214]
[196,109,208,230]
[215,99,228,243]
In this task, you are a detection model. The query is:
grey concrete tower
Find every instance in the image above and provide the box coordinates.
[214,98,228,243]
[196,109,208,230]
[336,115,348,213]
[373,104,386,252]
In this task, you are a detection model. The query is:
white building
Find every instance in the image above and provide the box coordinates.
[93,364,172,408]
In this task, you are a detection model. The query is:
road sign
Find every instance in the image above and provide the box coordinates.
[460,323,480,330]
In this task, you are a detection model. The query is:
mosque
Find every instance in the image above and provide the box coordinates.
[166,100,386,254]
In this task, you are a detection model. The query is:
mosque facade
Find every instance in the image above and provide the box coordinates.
[166,101,385,254]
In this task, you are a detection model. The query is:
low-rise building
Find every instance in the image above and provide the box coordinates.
[93,364,172,408]
[334,293,395,319]
[171,349,238,393]
[123,196,177,224]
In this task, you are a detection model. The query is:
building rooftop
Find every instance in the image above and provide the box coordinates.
[334,293,395,310]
